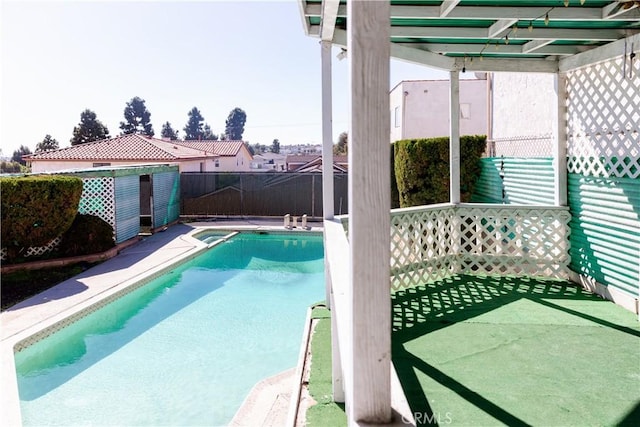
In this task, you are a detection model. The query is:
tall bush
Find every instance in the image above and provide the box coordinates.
[394,135,486,207]
[58,214,115,257]
[1,175,84,261]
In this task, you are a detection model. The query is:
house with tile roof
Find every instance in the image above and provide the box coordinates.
[172,140,253,172]
[25,135,252,173]
[285,154,348,172]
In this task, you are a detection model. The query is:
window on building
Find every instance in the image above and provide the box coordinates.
[93,163,111,167]
[460,103,471,119]
[394,106,401,128]
[215,159,220,167]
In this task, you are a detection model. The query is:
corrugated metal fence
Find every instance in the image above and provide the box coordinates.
[181,172,349,218]
[472,157,555,205]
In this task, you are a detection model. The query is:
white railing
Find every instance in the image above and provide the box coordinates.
[326,203,572,293]
[389,203,571,290]
[322,203,571,424]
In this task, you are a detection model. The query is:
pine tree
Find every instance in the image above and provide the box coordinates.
[119,96,154,136]
[183,107,205,140]
[11,145,32,165]
[161,122,178,140]
[36,135,59,152]
[203,124,218,140]
[70,109,110,145]
[225,107,247,140]
[271,138,280,154]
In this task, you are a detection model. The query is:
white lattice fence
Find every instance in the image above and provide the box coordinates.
[78,177,116,228]
[390,204,457,291]
[566,56,640,179]
[1,237,63,262]
[387,204,571,291]
[456,205,571,278]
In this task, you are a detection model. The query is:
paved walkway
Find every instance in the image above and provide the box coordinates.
[1,219,320,426]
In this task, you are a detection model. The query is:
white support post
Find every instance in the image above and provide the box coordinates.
[449,70,461,205]
[321,40,335,313]
[554,73,568,207]
[321,40,335,221]
[330,290,345,402]
[347,0,392,423]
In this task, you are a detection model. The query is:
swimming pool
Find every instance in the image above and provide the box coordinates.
[14,232,324,426]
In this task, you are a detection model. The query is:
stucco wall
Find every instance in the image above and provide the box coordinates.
[491,72,556,139]
[390,78,489,142]
[217,153,251,172]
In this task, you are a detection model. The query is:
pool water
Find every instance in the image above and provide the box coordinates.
[14,232,325,426]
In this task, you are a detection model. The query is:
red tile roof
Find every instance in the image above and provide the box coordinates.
[172,140,247,157]
[26,134,217,161]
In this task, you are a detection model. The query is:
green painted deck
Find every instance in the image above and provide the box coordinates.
[304,275,640,426]
[392,275,640,426]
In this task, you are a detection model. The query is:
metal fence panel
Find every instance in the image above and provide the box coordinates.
[181,172,348,218]
[114,175,140,243]
[153,171,180,227]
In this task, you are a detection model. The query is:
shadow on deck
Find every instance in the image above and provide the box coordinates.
[392,275,640,426]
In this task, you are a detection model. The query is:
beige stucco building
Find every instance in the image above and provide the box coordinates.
[390,76,489,142]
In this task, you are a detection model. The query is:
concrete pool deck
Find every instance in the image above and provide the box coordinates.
[1,219,322,426]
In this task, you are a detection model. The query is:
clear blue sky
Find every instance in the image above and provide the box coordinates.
[1,0,448,156]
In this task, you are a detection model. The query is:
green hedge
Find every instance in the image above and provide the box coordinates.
[1,175,84,261]
[394,135,486,207]
[58,214,115,257]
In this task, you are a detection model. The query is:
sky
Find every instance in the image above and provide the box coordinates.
[1,0,449,157]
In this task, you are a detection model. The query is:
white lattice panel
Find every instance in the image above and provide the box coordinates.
[390,205,457,290]
[386,204,571,291]
[566,56,640,179]
[24,236,62,258]
[491,134,553,158]
[456,206,571,278]
[78,177,116,228]
[1,237,62,262]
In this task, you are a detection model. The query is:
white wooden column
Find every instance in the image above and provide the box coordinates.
[347,0,392,423]
[321,40,335,220]
[449,70,461,204]
[554,72,568,206]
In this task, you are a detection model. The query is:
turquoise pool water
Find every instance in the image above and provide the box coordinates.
[15,232,324,426]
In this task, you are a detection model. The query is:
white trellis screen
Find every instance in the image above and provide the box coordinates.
[567,56,640,179]
[388,204,571,291]
[565,52,640,298]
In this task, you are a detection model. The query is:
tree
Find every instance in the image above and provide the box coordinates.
[203,124,218,140]
[183,107,206,140]
[71,109,110,146]
[0,161,23,173]
[36,135,59,152]
[11,145,32,165]
[119,96,154,136]
[333,131,348,155]
[271,138,280,154]
[225,107,247,140]
[161,122,179,140]
[252,143,265,154]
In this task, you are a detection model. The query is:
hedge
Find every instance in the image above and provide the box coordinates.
[394,135,486,207]
[1,175,84,261]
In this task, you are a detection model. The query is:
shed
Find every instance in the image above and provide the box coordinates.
[54,164,180,243]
